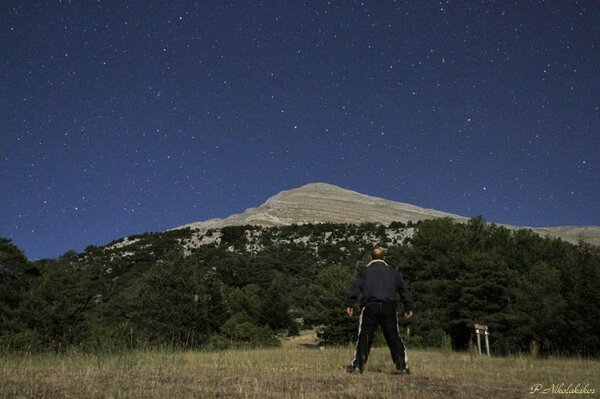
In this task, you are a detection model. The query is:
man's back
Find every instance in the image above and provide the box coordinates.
[344,259,413,310]
[362,260,403,304]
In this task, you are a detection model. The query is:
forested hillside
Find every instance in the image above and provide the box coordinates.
[1,217,598,356]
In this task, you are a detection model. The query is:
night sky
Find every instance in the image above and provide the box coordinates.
[1,1,599,260]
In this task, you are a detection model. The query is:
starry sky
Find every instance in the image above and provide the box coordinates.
[1,1,599,260]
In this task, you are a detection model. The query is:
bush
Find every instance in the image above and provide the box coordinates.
[204,335,231,351]
[426,328,452,350]
[220,315,279,348]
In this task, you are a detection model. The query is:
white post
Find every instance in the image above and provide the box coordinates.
[484,330,490,357]
[474,324,489,356]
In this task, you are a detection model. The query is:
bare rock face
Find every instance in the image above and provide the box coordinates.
[177,183,469,230]
[176,182,600,246]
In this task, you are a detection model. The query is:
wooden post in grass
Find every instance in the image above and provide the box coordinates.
[474,324,490,356]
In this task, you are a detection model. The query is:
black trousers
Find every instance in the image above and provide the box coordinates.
[352,302,408,370]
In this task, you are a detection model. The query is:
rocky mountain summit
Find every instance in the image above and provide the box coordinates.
[177,183,469,228]
[176,183,600,246]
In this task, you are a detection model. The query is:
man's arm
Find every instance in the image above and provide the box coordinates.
[343,269,364,315]
[395,271,414,318]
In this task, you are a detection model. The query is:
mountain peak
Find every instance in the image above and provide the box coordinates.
[264,182,374,204]
[268,182,362,198]
[178,182,467,230]
[174,183,600,245]
[295,182,341,190]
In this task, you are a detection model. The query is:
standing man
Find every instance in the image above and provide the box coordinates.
[344,247,414,374]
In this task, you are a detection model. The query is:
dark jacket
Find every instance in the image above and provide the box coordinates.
[344,260,414,310]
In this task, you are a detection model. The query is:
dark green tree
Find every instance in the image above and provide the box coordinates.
[133,251,226,348]
[14,259,93,351]
[299,264,356,345]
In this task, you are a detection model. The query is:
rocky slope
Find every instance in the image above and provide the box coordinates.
[175,183,600,246]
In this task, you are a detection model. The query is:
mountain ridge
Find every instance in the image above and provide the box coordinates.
[175,182,600,246]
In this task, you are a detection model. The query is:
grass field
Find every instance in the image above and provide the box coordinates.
[1,335,598,398]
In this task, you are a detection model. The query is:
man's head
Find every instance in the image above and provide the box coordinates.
[371,247,385,260]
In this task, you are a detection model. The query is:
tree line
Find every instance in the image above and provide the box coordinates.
[1,217,598,356]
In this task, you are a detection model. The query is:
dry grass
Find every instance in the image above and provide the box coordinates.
[1,340,598,398]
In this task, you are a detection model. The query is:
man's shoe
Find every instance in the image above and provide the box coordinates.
[356,355,366,373]
[346,364,361,374]
[395,359,409,375]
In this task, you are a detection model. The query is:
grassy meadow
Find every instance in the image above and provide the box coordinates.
[1,333,598,399]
